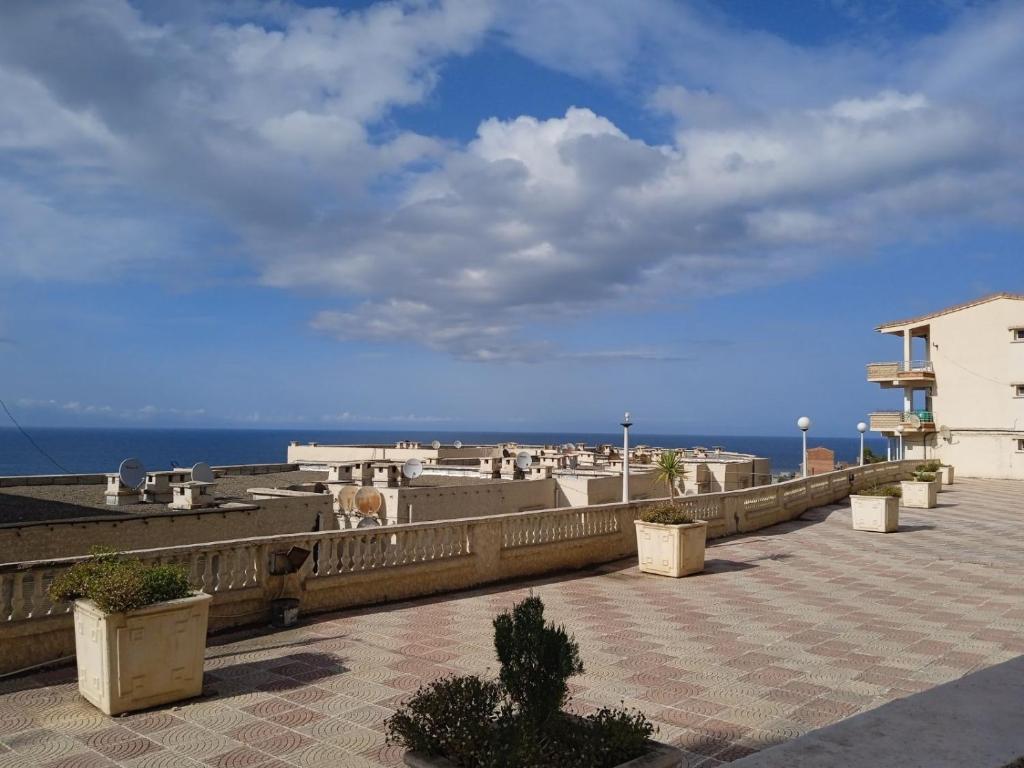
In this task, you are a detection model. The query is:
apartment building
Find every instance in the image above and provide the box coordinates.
[867,293,1024,479]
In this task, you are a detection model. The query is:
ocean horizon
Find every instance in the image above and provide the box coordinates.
[0,426,886,477]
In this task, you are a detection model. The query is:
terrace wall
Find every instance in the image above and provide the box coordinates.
[0,461,915,675]
[0,496,331,564]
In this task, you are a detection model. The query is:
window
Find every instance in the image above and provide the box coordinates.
[1018,439,1024,452]
[1016,384,1024,398]
[1014,328,1024,342]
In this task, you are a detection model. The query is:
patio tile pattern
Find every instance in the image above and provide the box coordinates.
[1,478,1022,767]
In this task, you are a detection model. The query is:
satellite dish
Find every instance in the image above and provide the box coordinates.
[354,486,382,516]
[191,462,214,483]
[453,440,463,449]
[118,458,146,490]
[357,516,380,529]
[337,485,358,513]
[906,413,922,428]
[431,439,441,450]
[402,458,423,480]
[515,451,532,471]
[939,425,952,441]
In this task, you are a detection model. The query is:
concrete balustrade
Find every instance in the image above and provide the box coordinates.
[0,461,915,675]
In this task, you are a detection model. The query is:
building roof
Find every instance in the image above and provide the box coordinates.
[876,292,1024,332]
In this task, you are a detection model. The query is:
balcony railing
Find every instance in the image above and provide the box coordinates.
[869,410,935,431]
[866,360,935,381]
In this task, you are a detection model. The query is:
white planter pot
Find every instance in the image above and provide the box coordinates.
[939,465,954,485]
[901,480,938,509]
[73,592,211,715]
[634,519,707,578]
[850,495,899,533]
[405,742,684,767]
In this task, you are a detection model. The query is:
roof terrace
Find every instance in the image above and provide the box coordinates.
[1,477,1021,766]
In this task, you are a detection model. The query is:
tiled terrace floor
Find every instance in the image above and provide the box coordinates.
[1,478,1023,768]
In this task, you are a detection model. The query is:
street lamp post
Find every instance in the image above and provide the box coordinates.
[857,422,868,466]
[797,416,811,477]
[895,424,904,461]
[621,411,632,503]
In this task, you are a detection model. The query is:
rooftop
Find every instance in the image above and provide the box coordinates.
[0,471,507,525]
[875,292,1024,332]
[1,478,1021,766]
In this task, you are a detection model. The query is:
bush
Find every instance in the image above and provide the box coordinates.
[913,471,936,482]
[49,549,192,614]
[386,676,502,766]
[386,596,655,768]
[860,485,902,498]
[916,461,941,473]
[494,595,582,725]
[862,447,885,464]
[638,503,696,525]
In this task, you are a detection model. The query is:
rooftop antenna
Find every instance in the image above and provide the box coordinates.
[191,462,215,483]
[118,458,146,490]
[453,440,463,449]
[905,413,922,430]
[402,457,423,483]
[431,439,441,450]
[515,451,533,472]
[939,425,952,442]
[357,516,380,529]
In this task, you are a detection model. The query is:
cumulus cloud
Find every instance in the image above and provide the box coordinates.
[0,0,1021,361]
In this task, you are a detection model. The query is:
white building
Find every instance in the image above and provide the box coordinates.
[867,293,1024,479]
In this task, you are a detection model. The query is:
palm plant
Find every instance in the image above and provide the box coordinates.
[654,451,684,501]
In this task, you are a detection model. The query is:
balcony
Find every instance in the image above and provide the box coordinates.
[866,360,935,388]
[869,410,936,433]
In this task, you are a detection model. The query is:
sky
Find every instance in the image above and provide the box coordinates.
[0,0,1022,437]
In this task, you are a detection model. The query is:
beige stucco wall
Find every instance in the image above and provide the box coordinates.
[381,478,558,524]
[0,495,331,563]
[287,444,499,465]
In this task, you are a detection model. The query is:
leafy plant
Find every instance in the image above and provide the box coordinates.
[913,471,936,482]
[862,447,885,464]
[639,503,697,525]
[386,596,655,768]
[653,451,684,500]
[385,676,502,766]
[49,549,192,613]
[494,595,583,726]
[859,484,902,498]
[916,461,941,473]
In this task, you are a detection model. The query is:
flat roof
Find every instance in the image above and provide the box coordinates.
[876,292,1024,332]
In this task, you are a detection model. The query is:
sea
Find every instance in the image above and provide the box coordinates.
[0,427,887,478]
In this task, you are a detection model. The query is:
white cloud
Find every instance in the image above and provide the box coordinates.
[0,0,1021,361]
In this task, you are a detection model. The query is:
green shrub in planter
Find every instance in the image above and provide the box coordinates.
[860,484,902,498]
[638,503,696,525]
[913,471,936,482]
[916,461,941,473]
[387,596,655,768]
[49,549,192,614]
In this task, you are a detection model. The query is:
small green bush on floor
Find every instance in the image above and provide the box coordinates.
[386,596,655,768]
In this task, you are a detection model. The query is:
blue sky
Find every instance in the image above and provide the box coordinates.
[0,0,1021,436]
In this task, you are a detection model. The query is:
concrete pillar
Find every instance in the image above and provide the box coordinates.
[904,387,913,415]
[903,330,912,367]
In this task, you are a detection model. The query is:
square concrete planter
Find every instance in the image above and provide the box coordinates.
[901,480,938,509]
[73,592,211,715]
[635,519,707,577]
[405,742,684,767]
[939,465,954,485]
[850,495,899,533]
